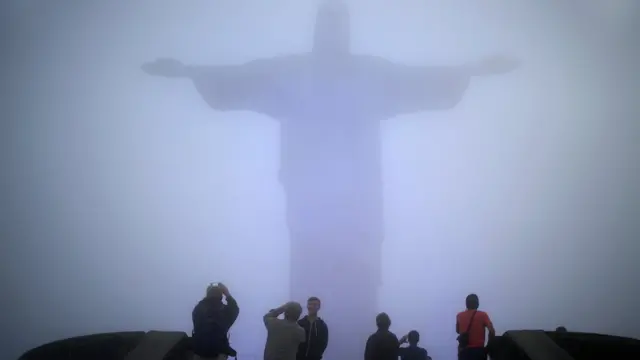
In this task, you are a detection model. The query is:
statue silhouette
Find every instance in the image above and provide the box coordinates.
[142,1,519,358]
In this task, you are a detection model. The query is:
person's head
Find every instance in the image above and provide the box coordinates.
[376,312,391,331]
[205,283,223,301]
[312,0,350,56]
[408,330,420,345]
[555,326,567,333]
[307,296,321,316]
[284,302,303,322]
[465,293,479,310]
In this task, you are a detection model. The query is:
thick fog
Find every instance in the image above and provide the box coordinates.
[2,1,639,359]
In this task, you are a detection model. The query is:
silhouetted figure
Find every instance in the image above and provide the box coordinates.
[456,294,495,360]
[142,1,519,359]
[264,302,306,360]
[192,283,239,360]
[365,313,400,360]
[555,326,568,333]
[399,331,431,360]
[297,297,329,360]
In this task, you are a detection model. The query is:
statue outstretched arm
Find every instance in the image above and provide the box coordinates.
[357,54,520,118]
[142,55,306,117]
[462,55,521,77]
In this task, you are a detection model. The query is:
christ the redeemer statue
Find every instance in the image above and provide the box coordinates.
[142,1,518,359]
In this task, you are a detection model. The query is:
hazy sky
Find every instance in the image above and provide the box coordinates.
[1,1,639,359]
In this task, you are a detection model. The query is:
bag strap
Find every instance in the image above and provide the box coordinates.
[465,310,478,334]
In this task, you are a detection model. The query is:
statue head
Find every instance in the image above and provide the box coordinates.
[312,0,350,57]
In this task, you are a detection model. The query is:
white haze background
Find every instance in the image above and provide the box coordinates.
[1,1,639,359]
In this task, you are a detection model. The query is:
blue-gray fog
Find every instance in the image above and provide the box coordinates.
[1,1,639,359]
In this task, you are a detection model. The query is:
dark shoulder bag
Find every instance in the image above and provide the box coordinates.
[457,310,477,349]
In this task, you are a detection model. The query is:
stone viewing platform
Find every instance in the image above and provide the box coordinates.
[18,329,640,360]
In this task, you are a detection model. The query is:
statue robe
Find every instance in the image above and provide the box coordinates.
[188,52,470,358]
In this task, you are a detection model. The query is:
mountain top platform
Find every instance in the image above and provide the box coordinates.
[18,329,640,360]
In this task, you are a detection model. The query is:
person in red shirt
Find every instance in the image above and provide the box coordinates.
[455,294,495,360]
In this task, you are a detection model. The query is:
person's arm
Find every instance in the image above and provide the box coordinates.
[391,334,400,359]
[263,303,288,327]
[455,314,460,334]
[224,294,240,328]
[191,304,200,335]
[318,321,329,355]
[484,313,496,341]
[364,336,374,360]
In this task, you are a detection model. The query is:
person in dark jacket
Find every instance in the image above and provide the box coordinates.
[364,312,399,360]
[297,297,329,360]
[398,331,431,360]
[192,283,240,360]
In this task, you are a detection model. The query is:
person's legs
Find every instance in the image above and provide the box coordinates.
[460,348,486,360]
[471,347,487,360]
[458,348,465,360]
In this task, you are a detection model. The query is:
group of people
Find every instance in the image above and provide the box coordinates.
[362,293,497,360]
[190,283,564,360]
[191,283,331,360]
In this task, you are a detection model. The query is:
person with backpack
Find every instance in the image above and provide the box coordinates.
[398,330,431,360]
[192,283,240,360]
[456,294,495,360]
